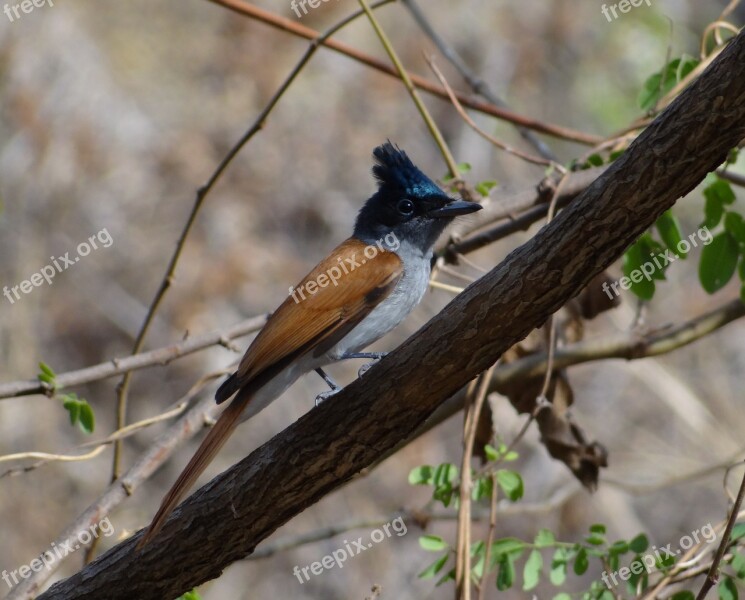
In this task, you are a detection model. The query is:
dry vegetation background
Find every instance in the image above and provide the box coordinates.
[0,0,744,598]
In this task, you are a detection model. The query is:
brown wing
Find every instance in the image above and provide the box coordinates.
[232,237,402,388]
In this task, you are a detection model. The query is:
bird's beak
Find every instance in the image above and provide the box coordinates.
[427,199,483,218]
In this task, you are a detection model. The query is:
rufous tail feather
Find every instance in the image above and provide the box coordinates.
[136,389,251,549]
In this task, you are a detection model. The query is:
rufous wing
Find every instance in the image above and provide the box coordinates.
[228,237,403,393]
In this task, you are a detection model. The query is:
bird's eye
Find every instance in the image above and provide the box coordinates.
[397,199,415,215]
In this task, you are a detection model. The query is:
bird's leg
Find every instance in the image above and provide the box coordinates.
[339,352,388,378]
[314,367,341,406]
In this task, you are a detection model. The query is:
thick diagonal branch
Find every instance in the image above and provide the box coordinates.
[39,31,745,600]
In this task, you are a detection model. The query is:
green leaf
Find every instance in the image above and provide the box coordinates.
[730,551,745,578]
[433,463,458,486]
[638,57,699,111]
[670,592,695,600]
[472,476,493,502]
[590,524,606,534]
[176,592,202,600]
[573,547,589,575]
[418,553,449,579]
[718,575,738,600]
[622,239,657,300]
[475,180,498,197]
[535,529,556,548]
[656,210,686,258]
[553,594,572,600]
[78,402,95,434]
[699,232,740,293]
[63,397,80,426]
[586,154,604,167]
[629,533,649,553]
[484,444,499,462]
[37,362,57,388]
[436,568,455,586]
[741,284,745,304]
[409,465,433,485]
[523,549,543,590]
[39,361,55,378]
[496,470,524,501]
[491,538,527,557]
[730,523,745,542]
[726,212,745,245]
[441,163,472,183]
[419,535,449,552]
[550,548,569,585]
[496,552,516,591]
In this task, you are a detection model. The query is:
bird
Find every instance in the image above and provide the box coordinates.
[137,141,482,548]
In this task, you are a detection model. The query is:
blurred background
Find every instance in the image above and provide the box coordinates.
[0,0,743,598]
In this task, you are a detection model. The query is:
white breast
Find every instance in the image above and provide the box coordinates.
[325,240,431,360]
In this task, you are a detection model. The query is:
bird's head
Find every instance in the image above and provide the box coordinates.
[354,142,482,253]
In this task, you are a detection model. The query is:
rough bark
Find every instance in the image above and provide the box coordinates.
[39,31,745,600]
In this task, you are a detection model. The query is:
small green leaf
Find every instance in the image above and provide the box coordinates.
[419,535,449,552]
[550,549,567,586]
[433,463,458,486]
[496,552,516,591]
[718,575,738,600]
[730,523,745,542]
[436,567,455,586]
[475,180,498,197]
[730,551,745,578]
[590,524,606,534]
[177,592,202,600]
[39,362,55,378]
[725,211,745,245]
[586,154,604,167]
[573,547,589,575]
[523,549,543,590]
[656,210,686,259]
[629,533,649,553]
[496,470,524,501]
[78,402,95,434]
[670,592,695,600]
[490,538,526,557]
[63,398,80,426]
[699,232,740,293]
[484,444,499,462]
[535,529,556,548]
[622,239,656,300]
[409,465,433,485]
[418,553,449,579]
[553,594,572,600]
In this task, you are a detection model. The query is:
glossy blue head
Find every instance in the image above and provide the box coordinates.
[354,142,482,252]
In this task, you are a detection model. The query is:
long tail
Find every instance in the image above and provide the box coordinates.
[136,388,252,549]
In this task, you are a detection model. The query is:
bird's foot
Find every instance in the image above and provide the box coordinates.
[315,388,341,407]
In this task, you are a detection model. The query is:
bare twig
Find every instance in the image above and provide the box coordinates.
[400,0,557,161]
[206,0,602,145]
[696,462,745,599]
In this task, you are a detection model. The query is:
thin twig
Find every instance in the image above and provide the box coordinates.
[356,0,462,183]
[426,56,554,168]
[696,462,745,599]
[207,0,602,145]
[399,0,557,161]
